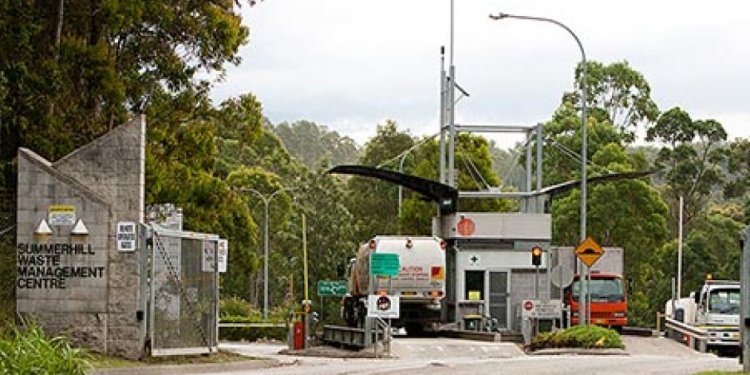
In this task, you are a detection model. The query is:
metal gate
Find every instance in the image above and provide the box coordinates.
[148,226,219,356]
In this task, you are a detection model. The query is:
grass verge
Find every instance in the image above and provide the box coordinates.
[0,325,92,374]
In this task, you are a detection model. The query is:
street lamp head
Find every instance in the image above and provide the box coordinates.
[489,12,510,20]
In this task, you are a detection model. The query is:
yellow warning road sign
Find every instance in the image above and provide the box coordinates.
[575,237,604,267]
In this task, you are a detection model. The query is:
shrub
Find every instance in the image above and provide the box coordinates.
[0,325,91,374]
[219,297,259,319]
[219,324,288,342]
[219,315,289,341]
[218,301,295,342]
[530,325,624,351]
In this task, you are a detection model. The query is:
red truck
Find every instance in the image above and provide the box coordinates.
[565,271,627,330]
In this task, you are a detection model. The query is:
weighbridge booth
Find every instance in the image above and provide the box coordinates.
[434,212,551,332]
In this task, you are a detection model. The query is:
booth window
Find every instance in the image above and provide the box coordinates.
[465,270,484,300]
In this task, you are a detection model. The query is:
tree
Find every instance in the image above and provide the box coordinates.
[547,62,671,325]
[724,138,750,216]
[646,107,728,229]
[550,141,670,326]
[286,167,359,322]
[273,120,360,169]
[0,0,249,188]
[540,102,631,185]
[564,61,659,143]
[644,209,745,327]
[145,87,264,302]
[399,134,516,234]
[345,120,415,239]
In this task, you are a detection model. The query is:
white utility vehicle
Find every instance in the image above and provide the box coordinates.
[664,280,740,353]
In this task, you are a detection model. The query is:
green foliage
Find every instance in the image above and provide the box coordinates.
[345,120,415,238]
[566,60,659,142]
[669,211,744,293]
[1,0,746,339]
[724,138,750,209]
[273,120,360,169]
[0,229,14,324]
[647,107,728,229]
[489,141,526,190]
[220,297,257,319]
[145,88,260,302]
[218,324,287,342]
[0,325,91,375]
[0,0,254,316]
[291,169,358,305]
[399,133,515,234]
[546,62,674,326]
[530,325,624,350]
[216,94,264,147]
[548,121,670,325]
[218,304,291,342]
[0,0,249,183]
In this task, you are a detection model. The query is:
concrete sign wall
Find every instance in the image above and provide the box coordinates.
[16,116,146,359]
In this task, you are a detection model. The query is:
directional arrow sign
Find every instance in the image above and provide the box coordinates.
[317,280,348,297]
[575,237,605,267]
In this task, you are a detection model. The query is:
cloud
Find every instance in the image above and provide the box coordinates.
[213,0,750,146]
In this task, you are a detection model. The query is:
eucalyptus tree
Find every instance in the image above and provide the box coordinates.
[646,107,728,230]
[563,61,660,143]
[724,138,750,222]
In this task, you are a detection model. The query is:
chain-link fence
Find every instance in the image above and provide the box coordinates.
[149,227,219,356]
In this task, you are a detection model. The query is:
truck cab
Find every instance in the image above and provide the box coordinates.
[565,271,627,329]
[692,280,740,327]
[665,280,740,353]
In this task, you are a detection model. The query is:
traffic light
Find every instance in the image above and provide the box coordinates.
[531,246,543,266]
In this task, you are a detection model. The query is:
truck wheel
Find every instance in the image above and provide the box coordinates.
[406,323,424,337]
[356,301,366,328]
[343,297,357,327]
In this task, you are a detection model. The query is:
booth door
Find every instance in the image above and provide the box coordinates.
[488,271,510,330]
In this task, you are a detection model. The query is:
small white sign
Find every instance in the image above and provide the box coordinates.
[217,239,228,273]
[367,295,400,319]
[117,222,137,252]
[202,240,216,272]
[521,299,563,319]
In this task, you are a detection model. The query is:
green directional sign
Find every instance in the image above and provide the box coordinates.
[317,280,348,297]
[370,253,400,276]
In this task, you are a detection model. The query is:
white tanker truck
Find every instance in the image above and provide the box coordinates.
[342,236,446,334]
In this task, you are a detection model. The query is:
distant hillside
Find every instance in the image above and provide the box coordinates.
[272,120,360,169]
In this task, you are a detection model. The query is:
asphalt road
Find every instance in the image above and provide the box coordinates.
[212,336,741,375]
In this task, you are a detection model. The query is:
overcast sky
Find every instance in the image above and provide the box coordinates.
[211,0,750,148]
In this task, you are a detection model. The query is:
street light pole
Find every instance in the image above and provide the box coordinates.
[398,152,410,221]
[396,133,441,225]
[490,12,588,324]
[241,187,294,321]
